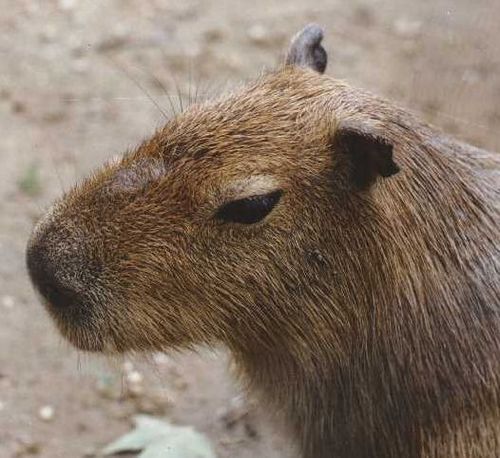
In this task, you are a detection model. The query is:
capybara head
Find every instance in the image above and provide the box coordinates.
[26,25,399,354]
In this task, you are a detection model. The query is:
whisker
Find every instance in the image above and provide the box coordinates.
[148,74,178,119]
[174,74,184,113]
[194,74,201,105]
[188,60,192,107]
[76,352,82,372]
[103,55,169,120]
[158,47,185,114]
[61,95,206,102]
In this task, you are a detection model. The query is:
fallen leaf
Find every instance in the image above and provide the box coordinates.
[102,415,216,458]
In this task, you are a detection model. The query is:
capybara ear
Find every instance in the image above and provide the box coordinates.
[285,24,327,74]
[334,120,400,190]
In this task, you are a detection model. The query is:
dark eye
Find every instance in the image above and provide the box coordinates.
[215,190,283,224]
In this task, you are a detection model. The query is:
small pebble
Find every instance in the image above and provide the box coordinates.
[73,57,90,74]
[38,405,55,421]
[1,295,15,309]
[126,370,144,396]
[247,24,268,44]
[152,352,172,366]
[122,360,134,374]
[126,370,143,385]
[58,0,77,11]
[393,18,422,38]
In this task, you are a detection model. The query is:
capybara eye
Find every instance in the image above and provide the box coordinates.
[215,190,283,224]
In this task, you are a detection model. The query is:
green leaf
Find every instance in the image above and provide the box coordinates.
[102,415,216,458]
[138,429,215,458]
[18,162,42,197]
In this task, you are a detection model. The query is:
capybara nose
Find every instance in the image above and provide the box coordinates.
[26,241,80,310]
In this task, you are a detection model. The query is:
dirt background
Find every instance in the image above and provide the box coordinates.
[0,0,499,457]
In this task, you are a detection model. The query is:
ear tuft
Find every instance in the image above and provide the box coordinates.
[334,122,400,190]
[285,24,327,74]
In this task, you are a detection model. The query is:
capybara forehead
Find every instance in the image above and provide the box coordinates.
[130,69,331,165]
[94,70,332,196]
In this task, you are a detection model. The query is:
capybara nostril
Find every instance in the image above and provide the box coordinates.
[26,242,81,310]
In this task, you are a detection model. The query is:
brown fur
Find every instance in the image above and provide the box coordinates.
[27,31,499,458]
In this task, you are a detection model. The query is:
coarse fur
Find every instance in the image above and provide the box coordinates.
[27,26,500,457]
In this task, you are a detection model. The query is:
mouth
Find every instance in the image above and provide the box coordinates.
[38,280,83,313]
[33,289,106,352]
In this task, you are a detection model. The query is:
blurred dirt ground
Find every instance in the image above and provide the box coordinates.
[0,0,499,457]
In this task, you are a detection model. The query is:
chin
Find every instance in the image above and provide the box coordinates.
[60,328,106,352]
[47,312,106,353]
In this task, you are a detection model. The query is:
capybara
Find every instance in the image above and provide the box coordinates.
[27,25,500,457]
